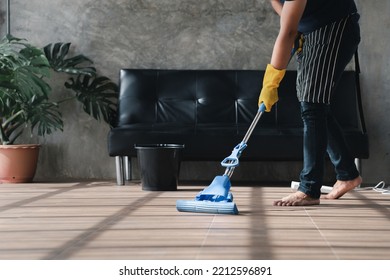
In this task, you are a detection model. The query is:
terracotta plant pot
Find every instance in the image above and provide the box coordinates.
[0,144,41,183]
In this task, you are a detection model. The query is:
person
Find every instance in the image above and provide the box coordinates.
[258,0,363,206]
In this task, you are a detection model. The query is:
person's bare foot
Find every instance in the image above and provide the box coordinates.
[273,191,320,206]
[322,176,362,199]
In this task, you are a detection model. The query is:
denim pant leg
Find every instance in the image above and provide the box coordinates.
[298,102,328,199]
[326,113,360,180]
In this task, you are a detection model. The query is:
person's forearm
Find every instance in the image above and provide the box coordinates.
[270,0,306,69]
[270,0,283,16]
[270,35,296,69]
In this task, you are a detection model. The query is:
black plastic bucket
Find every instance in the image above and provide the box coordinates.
[135,144,185,191]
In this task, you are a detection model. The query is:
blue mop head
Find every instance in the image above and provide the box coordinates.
[176,175,239,215]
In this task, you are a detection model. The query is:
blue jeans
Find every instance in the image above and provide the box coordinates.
[298,102,360,198]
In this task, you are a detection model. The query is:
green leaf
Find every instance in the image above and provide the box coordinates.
[64,74,118,126]
[44,42,96,76]
[27,96,63,136]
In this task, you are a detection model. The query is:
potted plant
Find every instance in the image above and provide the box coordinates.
[0,34,118,183]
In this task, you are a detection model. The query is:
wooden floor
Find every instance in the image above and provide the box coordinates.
[0,180,389,260]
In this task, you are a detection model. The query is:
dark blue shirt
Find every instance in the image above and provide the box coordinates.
[281,0,358,33]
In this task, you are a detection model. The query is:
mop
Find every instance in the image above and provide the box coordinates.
[176,103,267,214]
[176,40,303,215]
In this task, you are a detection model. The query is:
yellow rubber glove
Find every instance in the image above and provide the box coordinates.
[258,64,286,112]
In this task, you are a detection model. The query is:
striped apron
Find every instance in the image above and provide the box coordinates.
[296,14,358,104]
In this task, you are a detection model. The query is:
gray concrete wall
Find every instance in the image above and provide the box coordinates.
[0,0,388,185]
[354,0,390,185]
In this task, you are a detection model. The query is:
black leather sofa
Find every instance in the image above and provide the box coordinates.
[108,62,369,185]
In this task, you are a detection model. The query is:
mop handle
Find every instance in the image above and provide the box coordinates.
[223,104,266,177]
[242,103,266,144]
